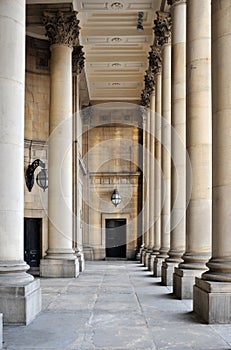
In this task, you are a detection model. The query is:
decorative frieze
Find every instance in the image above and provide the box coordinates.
[43,11,80,47]
[149,45,162,75]
[72,45,85,74]
[154,11,172,47]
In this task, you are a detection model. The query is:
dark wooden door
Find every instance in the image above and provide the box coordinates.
[106,219,126,258]
[24,218,41,272]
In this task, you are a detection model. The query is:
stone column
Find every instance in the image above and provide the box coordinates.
[174,0,212,299]
[193,0,231,323]
[144,107,150,267]
[72,46,85,271]
[40,11,80,277]
[162,0,186,286]
[141,70,155,268]
[148,89,156,272]
[0,0,41,324]
[140,108,147,264]
[153,53,162,276]
[153,12,172,278]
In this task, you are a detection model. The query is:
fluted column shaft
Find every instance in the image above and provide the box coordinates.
[162,0,186,286]
[0,0,41,324]
[193,0,231,323]
[174,0,212,299]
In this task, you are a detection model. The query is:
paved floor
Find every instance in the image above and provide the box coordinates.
[2,261,231,350]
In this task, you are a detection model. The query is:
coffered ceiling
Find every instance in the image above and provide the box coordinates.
[26,0,166,103]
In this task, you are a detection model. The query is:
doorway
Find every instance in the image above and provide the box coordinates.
[106,219,126,258]
[24,218,42,275]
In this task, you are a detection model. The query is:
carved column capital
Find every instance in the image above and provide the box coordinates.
[43,11,80,47]
[140,68,155,108]
[149,45,162,75]
[154,11,172,46]
[72,45,85,74]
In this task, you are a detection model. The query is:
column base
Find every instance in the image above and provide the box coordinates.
[173,267,204,299]
[0,279,41,325]
[148,253,156,273]
[193,277,231,323]
[162,261,179,286]
[0,313,2,349]
[141,249,147,265]
[40,258,79,278]
[76,251,85,272]
[145,252,151,269]
[154,256,165,277]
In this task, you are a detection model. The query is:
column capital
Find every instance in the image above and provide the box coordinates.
[72,45,85,74]
[149,45,162,75]
[167,0,186,6]
[140,68,155,108]
[43,11,80,47]
[154,11,172,46]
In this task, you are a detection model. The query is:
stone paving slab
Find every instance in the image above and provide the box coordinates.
[2,261,231,349]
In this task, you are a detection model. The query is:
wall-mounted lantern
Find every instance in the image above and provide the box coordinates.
[36,168,48,192]
[111,189,122,207]
[25,159,48,192]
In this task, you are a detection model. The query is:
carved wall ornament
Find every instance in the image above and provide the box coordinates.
[72,45,85,74]
[149,45,162,74]
[43,11,80,47]
[154,12,172,47]
[140,89,150,108]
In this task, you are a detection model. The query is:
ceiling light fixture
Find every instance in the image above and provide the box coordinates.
[137,12,144,31]
[111,2,123,10]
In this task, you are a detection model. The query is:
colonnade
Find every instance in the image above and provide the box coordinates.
[141,0,231,323]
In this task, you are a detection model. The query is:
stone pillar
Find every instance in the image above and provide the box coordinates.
[153,12,172,278]
[153,56,162,276]
[148,90,156,272]
[141,70,155,268]
[193,0,231,323]
[144,108,150,267]
[0,0,41,324]
[162,0,186,286]
[173,0,212,299]
[140,109,147,264]
[72,46,85,271]
[40,11,80,277]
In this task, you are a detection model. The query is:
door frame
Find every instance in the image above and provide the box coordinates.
[101,213,130,252]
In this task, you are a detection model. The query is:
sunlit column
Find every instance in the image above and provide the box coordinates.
[173,0,212,299]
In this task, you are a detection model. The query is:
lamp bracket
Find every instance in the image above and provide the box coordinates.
[25,159,45,192]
